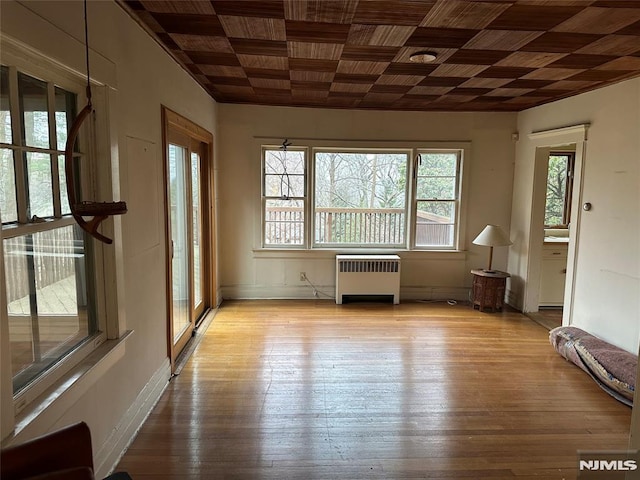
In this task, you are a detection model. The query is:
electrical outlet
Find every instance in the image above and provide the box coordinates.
[300,272,307,281]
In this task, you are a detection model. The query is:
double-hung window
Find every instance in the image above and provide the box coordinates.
[261,144,465,251]
[1,63,100,405]
[413,150,462,249]
[262,146,307,247]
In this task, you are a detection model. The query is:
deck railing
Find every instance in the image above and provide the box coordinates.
[4,226,80,305]
[315,207,405,244]
[265,206,454,246]
[264,206,305,245]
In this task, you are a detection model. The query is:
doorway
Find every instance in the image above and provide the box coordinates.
[522,125,588,328]
[162,107,215,371]
[533,149,575,329]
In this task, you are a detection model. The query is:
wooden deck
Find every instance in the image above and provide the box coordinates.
[116,300,631,479]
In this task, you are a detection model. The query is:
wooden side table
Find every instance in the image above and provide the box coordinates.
[471,269,510,312]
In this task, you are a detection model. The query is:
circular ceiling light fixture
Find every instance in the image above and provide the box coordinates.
[409,51,437,63]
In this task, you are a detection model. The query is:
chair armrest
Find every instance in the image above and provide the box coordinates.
[1,422,94,480]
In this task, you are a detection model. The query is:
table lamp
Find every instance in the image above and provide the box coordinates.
[472,225,512,272]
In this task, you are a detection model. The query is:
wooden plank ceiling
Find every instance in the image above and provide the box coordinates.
[121,0,640,111]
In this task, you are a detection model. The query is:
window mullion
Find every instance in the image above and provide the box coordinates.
[0,143,79,156]
[8,66,28,224]
[305,147,310,248]
[47,82,62,218]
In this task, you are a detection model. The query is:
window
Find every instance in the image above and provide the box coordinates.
[262,146,306,247]
[260,143,465,251]
[314,150,408,247]
[544,152,574,227]
[1,65,99,399]
[413,151,461,248]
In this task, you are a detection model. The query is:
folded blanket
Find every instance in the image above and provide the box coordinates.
[549,326,636,406]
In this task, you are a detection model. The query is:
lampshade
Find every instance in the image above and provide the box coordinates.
[472,225,512,247]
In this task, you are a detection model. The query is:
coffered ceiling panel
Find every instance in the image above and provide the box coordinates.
[121,0,640,111]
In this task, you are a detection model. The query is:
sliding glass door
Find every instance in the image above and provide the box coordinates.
[190,147,206,321]
[168,141,191,349]
[164,110,213,369]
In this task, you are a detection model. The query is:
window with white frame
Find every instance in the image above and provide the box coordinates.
[1,64,100,400]
[261,145,464,251]
[262,146,307,246]
[314,150,409,247]
[413,150,462,249]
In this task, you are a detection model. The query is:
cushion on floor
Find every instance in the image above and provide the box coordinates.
[549,326,636,406]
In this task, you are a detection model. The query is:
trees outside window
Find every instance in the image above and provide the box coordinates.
[314,151,408,246]
[544,153,574,228]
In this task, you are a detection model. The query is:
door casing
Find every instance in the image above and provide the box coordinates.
[523,125,588,327]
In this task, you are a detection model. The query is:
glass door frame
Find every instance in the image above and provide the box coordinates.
[162,107,214,372]
[189,140,207,323]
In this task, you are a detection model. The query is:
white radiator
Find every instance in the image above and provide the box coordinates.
[335,254,401,304]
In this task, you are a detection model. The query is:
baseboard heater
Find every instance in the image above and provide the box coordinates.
[335,254,401,304]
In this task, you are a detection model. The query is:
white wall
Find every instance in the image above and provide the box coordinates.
[218,104,516,300]
[511,78,640,353]
[0,0,217,474]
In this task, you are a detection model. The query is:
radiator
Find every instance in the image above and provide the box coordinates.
[335,254,401,304]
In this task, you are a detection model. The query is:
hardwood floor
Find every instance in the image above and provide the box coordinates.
[116,300,631,479]
[527,308,563,331]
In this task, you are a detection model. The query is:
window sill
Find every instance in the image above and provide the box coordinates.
[3,330,133,447]
[253,248,467,261]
